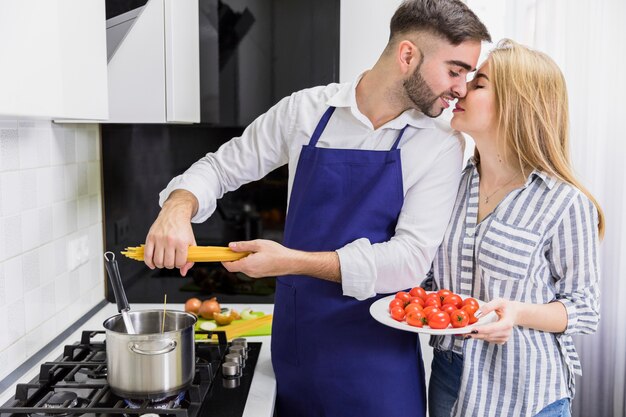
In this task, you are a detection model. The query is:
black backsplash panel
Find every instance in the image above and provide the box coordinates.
[102,125,288,304]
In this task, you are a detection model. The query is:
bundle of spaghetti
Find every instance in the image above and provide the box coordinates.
[217,314,273,341]
[121,245,250,262]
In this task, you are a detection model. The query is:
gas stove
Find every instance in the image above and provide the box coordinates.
[0,330,261,417]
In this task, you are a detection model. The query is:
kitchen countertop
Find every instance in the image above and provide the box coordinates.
[0,302,276,417]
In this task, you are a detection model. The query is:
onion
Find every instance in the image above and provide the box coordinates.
[198,297,221,319]
[184,298,202,315]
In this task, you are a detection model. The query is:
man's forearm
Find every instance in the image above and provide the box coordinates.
[291,250,342,283]
[162,189,199,220]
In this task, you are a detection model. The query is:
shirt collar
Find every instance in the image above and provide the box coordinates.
[465,157,557,190]
[326,71,436,130]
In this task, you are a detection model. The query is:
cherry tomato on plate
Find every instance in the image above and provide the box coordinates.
[409,296,425,307]
[462,297,480,311]
[436,289,452,303]
[443,294,463,309]
[450,309,470,328]
[404,303,423,315]
[395,291,411,305]
[441,303,457,316]
[424,294,442,308]
[427,311,451,329]
[461,305,479,324]
[423,306,441,318]
[389,298,405,310]
[409,286,428,301]
[390,306,406,322]
[406,310,426,327]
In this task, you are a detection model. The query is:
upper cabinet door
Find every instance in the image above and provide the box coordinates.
[0,0,109,120]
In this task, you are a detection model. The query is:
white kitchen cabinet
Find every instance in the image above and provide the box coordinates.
[0,0,108,120]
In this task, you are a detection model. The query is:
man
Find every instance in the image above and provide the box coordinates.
[144,1,490,415]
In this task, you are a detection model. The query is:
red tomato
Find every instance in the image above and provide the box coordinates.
[423,306,440,318]
[427,311,451,329]
[409,296,425,307]
[389,298,405,310]
[424,294,442,308]
[450,309,470,328]
[461,305,479,324]
[409,287,428,301]
[443,294,463,309]
[404,303,423,315]
[436,289,452,303]
[395,291,411,305]
[441,303,457,316]
[390,306,406,321]
[462,297,480,311]
[406,310,426,327]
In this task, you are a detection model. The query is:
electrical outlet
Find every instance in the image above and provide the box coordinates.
[67,235,90,271]
[114,217,130,244]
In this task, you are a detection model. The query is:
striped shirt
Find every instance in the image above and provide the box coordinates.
[423,158,600,417]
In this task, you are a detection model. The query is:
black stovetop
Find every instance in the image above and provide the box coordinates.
[0,330,261,417]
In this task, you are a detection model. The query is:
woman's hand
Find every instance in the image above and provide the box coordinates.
[468,298,524,345]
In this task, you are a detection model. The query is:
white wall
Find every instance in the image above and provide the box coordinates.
[339,0,403,82]
[0,119,104,380]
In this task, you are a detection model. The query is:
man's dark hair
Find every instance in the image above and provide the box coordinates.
[390,0,491,45]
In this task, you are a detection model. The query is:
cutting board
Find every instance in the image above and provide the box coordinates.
[194,314,273,341]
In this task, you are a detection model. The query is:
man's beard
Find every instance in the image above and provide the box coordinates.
[403,66,443,118]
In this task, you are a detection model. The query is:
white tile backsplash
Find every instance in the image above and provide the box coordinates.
[0,121,104,380]
[0,128,20,172]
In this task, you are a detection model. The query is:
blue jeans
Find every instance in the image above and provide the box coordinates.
[428,349,463,417]
[428,349,571,417]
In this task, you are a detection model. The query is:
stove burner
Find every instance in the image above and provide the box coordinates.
[74,367,107,382]
[30,391,88,417]
[47,391,78,407]
[124,391,186,410]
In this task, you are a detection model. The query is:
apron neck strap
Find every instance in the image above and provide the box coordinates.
[309,107,408,151]
[390,125,409,151]
[308,107,336,147]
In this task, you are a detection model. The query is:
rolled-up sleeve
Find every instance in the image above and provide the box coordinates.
[340,132,464,299]
[550,193,601,335]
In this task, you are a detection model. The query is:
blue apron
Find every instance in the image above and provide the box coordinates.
[271,107,426,417]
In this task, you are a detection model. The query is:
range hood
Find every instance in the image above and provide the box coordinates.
[104,0,200,123]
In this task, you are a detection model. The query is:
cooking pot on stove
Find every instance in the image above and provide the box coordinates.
[103,310,197,399]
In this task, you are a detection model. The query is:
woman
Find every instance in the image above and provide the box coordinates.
[424,39,603,417]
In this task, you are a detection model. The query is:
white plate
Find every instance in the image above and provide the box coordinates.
[369,294,498,335]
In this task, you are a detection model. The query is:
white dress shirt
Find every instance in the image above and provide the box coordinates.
[159,75,464,300]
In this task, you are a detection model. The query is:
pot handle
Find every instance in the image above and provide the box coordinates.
[129,340,177,355]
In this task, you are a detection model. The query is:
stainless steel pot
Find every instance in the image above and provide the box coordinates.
[103,309,197,399]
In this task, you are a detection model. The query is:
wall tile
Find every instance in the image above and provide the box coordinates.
[50,165,64,203]
[64,126,76,164]
[24,287,43,334]
[53,237,67,278]
[39,243,55,285]
[18,126,40,170]
[0,171,21,217]
[37,167,54,208]
[2,215,23,259]
[6,298,26,342]
[4,255,23,300]
[52,202,67,240]
[77,196,90,229]
[76,128,90,163]
[22,249,40,293]
[65,200,78,235]
[87,161,100,195]
[64,165,78,200]
[50,126,65,166]
[38,206,53,244]
[87,127,98,161]
[2,338,27,377]
[20,170,38,211]
[0,220,4,262]
[0,128,19,172]
[21,209,40,252]
[77,162,88,197]
[0,262,5,306]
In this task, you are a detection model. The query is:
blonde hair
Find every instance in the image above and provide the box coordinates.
[479,39,605,238]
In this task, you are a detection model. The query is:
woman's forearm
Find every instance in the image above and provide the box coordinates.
[515,300,568,333]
